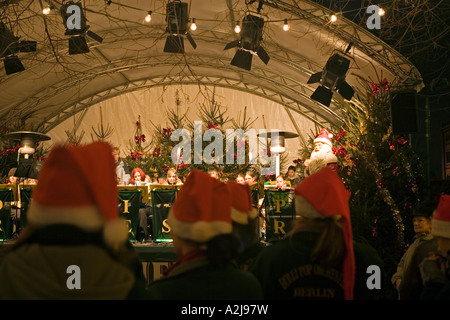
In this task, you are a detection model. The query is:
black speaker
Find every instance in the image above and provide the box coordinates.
[390,91,418,134]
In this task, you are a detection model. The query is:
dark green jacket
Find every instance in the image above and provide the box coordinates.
[0,225,149,300]
[147,257,263,300]
[249,228,383,300]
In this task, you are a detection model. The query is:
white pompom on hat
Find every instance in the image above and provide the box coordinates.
[432,194,450,239]
[26,141,129,249]
[167,169,232,243]
[227,180,258,225]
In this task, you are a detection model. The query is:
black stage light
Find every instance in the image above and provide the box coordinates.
[307,53,355,107]
[4,55,25,75]
[164,1,197,53]
[0,22,37,75]
[68,35,89,54]
[224,14,269,71]
[60,1,103,55]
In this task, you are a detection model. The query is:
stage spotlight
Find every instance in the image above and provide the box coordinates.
[0,22,37,75]
[224,14,270,71]
[307,52,355,107]
[164,1,197,53]
[60,1,103,55]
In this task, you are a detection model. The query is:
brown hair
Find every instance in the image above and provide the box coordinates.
[289,218,346,267]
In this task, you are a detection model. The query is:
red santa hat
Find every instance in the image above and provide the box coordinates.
[168,169,232,243]
[431,194,450,239]
[27,141,128,249]
[227,180,258,225]
[294,166,355,300]
[314,128,333,147]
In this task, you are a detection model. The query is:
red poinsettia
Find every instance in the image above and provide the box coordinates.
[131,151,142,159]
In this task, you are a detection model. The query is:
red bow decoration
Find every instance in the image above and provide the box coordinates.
[371,78,389,95]
[162,165,170,171]
[135,134,146,143]
[335,128,346,142]
[0,144,19,155]
[207,123,218,129]
[163,128,173,136]
[396,137,407,146]
[131,151,142,159]
[333,146,347,158]
[153,147,161,157]
[293,158,304,165]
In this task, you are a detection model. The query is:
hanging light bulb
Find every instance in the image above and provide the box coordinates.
[234,21,241,33]
[330,14,338,22]
[42,6,51,15]
[378,7,385,16]
[283,19,290,31]
[190,18,197,31]
[144,11,152,23]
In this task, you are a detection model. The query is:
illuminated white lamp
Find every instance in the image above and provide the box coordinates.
[190,18,197,31]
[4,131,51,159]
[234,21,241,33]
[145,11,152,23]
[283,19,290,31]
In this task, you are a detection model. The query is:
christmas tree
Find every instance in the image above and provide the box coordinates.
[298,80,427,299]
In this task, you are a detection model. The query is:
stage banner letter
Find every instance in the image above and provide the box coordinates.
[118,189,141,241]
[151,189,177,242]
[264,189,296,242]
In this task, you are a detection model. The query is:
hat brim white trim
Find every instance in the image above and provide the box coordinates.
[27,200,104,231]
[295,195,324,219]
[432,219,450,239]
[168,208,232,243]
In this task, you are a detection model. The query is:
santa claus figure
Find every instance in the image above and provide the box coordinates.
[304,128,338,177]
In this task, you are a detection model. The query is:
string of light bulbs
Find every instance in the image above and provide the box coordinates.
[40,0,387,32]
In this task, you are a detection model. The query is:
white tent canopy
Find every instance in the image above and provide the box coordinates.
[0,0,423,168]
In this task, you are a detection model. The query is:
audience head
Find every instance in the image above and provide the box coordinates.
[8,167,17,184]
[227,180,259,249]
[26,141,129,250]
[287,165,296,178]
[431,195,450,256]
[294,166,354,300]
[244,171,256,185]
[411,209,432,235]
[112,147,121,162]
[130,167,146,185]
[276,175,285,189]
[168,169,238,267]
[166,168,178,185]
[236,173,245,184]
